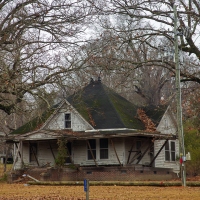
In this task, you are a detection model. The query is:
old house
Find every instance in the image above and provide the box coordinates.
[8,79,179,181]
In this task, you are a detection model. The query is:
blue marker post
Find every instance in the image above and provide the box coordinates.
[84,179,89,200]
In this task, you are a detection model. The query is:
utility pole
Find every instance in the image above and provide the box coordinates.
[173,4,186,187]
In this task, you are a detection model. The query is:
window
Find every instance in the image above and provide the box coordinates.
[100,138,108,159]
[165,142,170,161]
[65,113,71,128]
[87,139,108,160]
[165,141,176,161]
[30,143,37,162]
[65,141,72,163]
[171,141,176,161]
[87,139,96,160]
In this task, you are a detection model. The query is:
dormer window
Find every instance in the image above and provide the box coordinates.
[65,113,71,128]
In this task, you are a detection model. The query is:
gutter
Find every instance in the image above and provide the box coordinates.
[85,128,138,132]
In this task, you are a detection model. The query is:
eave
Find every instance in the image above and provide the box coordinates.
[7,128,177,142]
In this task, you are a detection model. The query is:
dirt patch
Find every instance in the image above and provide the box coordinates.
[0,183,200,200]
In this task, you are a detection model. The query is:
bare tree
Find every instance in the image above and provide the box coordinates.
[87,0,200,84]
[75,18,175,106]
[70,26,174,105]
[0,0,95,115]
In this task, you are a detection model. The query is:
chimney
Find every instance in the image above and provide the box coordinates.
[90,78,94,84]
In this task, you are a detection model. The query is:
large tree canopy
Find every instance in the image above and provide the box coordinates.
[88,0,200,84]
[1,0,200,115]
[0,0,94,114]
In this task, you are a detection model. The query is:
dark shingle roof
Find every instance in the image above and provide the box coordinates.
[143,105,168,126]
[11,81,168,135]
[67,80,145,130]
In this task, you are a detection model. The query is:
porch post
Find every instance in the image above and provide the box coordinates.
[110,139,122,166]
[11,142,21,171]
[148,139,169,167]
[20,140,24,168]
[129,151,141,164]
[66,143,74,164]
[127,143,134,164]
[86,140,98,167]
[136,141,154,164]
[15,143,21,159]
[48,140,56,160]
[29,141,40,166]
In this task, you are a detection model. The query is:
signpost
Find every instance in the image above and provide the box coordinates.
[84,179,89,200]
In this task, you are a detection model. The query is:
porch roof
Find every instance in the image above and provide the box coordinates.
[7,128,177,142]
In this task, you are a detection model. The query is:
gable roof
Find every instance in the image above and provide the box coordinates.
[142,105,168,126]
[11,80,170,135]
[67,80,145,130]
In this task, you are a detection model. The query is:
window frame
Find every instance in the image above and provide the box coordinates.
[87,138,109,161]
[64,113,71,129]
[165,141,176,162]
[87,139,96,160]
[100,138,108,159]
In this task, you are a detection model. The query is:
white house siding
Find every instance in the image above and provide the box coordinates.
[124,138,151,165]
[73,138,125,166]
[37,141,58,166]
[157,112,177,135]
[154,140,179,172]
[154,109,179,172]
[14,141,58,169]
[24,133,57,140]
[14,142,29,170]
[109,138,124,165]
[73,140,87,166]
[125,137,134,164]
[45,106,92,131]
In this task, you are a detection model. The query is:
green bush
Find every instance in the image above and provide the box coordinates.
[55,138,68,168]
[184,122,200,176]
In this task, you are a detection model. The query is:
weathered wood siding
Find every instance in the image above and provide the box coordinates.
[124,138,151,165]
[14,138,179,172]
[15,138,126,169]
[154,139,179,171]
[156,110,177,135]
[73,138,125,166]
[154,108,179,171]
[14,141,58,169]
[45,104,93,131]
[23,133,58,140]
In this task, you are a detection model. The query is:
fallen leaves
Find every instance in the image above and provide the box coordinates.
[0,183,200,199]
[137,108,156,132]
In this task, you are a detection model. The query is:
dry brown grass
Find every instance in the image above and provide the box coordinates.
[0,164,12,176]
[0,183,200,200]
[1,164,200,199]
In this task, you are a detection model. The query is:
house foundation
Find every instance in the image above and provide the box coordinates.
[9,165,178,182]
